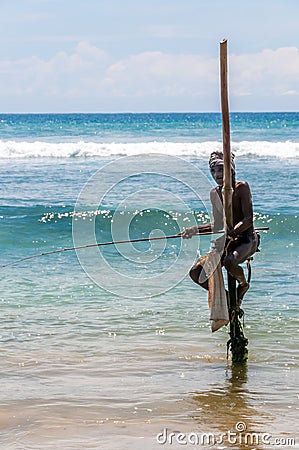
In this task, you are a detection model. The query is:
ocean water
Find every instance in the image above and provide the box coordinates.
[0,113,298,449]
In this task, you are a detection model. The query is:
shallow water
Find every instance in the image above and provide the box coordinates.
[0,113,298,449]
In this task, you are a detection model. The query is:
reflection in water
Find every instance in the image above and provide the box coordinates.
[190,364,269,450]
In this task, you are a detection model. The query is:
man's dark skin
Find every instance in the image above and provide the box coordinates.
[182,154,258,301]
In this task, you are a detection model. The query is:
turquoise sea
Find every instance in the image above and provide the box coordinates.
[0,113,298,449]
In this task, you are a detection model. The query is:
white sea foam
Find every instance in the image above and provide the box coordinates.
[0,139,298,159]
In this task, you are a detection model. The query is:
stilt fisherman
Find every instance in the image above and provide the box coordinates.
[182,151,259,303]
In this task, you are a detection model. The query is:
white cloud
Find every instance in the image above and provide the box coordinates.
[230,47,299,97]
[0,43,298,111]
[282,90,298,96]
[103,52,218,98]
[0,42,108,98]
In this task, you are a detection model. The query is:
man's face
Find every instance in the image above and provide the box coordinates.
[210,162,224,186]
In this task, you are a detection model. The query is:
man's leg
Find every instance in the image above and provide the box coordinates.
[223,236,258,300]
[189,264,209,290]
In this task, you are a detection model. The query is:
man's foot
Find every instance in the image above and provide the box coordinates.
[237,282,249,301]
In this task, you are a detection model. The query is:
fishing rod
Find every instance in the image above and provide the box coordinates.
[1,227,269,269]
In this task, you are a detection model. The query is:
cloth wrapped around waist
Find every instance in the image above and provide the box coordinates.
[190,251,229,332]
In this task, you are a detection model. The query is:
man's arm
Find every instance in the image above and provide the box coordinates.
[181,221,212,239]
[181,188,222,238]
[210,188,224,232]
[228,181,254,237]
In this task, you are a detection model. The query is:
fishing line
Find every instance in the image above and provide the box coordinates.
[1,227,269,269]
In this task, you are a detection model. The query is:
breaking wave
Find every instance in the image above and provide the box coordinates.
[0,140,298,159]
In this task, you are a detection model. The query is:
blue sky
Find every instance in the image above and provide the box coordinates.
[0,0,298,112]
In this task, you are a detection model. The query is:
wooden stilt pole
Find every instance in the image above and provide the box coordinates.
[220,39,233,235]
[220,39,248,363]
[220,39,237,308]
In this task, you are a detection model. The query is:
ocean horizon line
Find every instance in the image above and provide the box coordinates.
[1,110,299,115]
